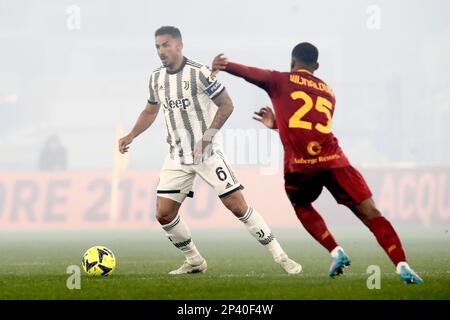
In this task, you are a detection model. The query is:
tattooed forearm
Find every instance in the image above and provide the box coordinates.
[204,90,234,140]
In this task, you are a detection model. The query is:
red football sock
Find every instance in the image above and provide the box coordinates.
[294,204,338,253]
[368,216,406,266]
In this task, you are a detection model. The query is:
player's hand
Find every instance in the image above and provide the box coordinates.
[253,106,275,129]
[211,53,228,78]
[118,134,133,154]
[193,138,212,164]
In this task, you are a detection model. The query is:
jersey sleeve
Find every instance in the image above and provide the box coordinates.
[147,73,160,105]
[224,62,279,97]
[198,65,225,99]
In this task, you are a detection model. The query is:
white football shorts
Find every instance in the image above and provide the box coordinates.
[156,150,243,203]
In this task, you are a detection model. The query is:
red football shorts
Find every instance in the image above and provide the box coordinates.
[284,165,372,207]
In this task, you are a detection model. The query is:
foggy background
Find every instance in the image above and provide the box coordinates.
[0,2,448,299]
[1,0,449,171]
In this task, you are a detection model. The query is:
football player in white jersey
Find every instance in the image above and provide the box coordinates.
[119,26,301,275]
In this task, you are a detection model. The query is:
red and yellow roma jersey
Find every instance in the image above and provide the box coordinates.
[225,62,350,173]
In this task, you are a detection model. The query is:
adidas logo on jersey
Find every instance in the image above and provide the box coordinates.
[225,182,233,189]
[162,97,191,110]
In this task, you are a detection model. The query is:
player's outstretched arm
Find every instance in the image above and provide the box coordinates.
[253,106,277,130]
[211,54,276,92]
[118,102,160,154]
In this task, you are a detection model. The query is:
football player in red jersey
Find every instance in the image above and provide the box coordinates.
[211,43,423,284]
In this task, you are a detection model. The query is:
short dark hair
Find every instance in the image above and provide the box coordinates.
[155,26,182,40]
[291,42,318,66]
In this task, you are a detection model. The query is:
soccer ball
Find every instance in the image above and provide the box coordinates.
[81,246,116,276]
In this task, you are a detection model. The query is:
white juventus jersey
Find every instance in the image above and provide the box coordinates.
[148,57,225,165]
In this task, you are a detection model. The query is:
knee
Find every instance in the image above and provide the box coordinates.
[221,191,248,218]
[156,209,172,225]
[294,203,313,219]
[156,201,177,225]
[221,194,248,217]
[366,205,382,221]
[358,203,382,225]
[224,201,247,217]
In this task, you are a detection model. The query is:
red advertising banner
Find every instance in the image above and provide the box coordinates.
[0,167,449,229]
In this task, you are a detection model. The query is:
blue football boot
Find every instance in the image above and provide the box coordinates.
[328,247,351,278]
[397,262,424,284]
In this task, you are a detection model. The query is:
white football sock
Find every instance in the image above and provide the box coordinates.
[330,246,345,258]
[396,261,410,274]
[239,207,285,260]
[161,214,203,265]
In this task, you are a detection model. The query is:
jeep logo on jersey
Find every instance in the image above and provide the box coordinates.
[163,97,191,110]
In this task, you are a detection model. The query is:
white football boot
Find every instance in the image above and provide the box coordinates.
[275,253,303,274]
[169,259,207,275]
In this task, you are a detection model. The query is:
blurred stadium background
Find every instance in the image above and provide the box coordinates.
[0,0,449,299]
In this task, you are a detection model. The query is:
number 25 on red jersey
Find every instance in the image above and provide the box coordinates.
[288,91,333,134]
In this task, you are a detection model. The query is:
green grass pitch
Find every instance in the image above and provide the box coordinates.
[0,227,449,299]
